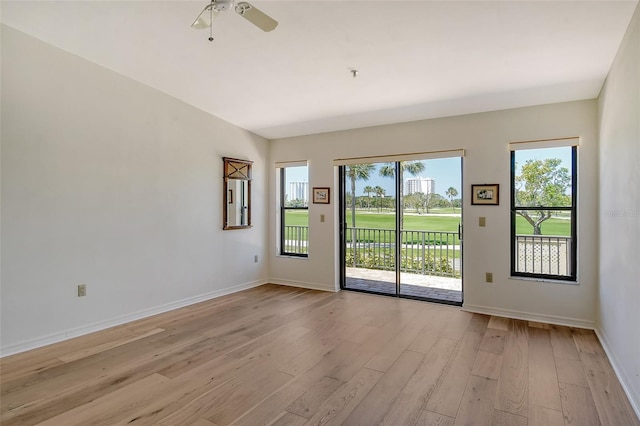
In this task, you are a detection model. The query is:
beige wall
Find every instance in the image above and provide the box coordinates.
[0,26,269,355]
[2,13,637,416]
[597,3,640,416]
[270,100,599,327]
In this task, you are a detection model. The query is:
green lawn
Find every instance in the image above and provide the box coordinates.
[345,212,460,233]
[285,210,459,232]
[284,210,310,226]
[285,209,570,236]
[515,216,571,236]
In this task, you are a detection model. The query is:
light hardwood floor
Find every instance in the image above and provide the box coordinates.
[1,284,638,425]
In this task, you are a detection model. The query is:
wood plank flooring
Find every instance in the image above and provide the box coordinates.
[1,284,638,425]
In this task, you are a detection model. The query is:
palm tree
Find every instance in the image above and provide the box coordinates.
[345,165,374,267]
[346,164,375,228]
[363,185,374,211]
[374,186,385,212]
[379,161,425,228]
[446,187,459,213]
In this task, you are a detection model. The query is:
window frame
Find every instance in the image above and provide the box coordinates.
[279,166,309,257]
[510,145,577,281]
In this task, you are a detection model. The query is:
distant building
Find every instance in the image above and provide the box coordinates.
[289,181,309,203]
[405,177,435,195]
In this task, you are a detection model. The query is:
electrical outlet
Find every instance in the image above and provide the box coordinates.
[77,284,87,297]
[485,273,493,283]
[479,217,486,227]
[254,255,259,263]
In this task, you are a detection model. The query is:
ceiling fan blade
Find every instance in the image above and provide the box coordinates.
[235,2,278,32]
[192,4,220,29]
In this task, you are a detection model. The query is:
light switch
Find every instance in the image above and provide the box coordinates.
[479,217,486,227]
[320,214,325,223]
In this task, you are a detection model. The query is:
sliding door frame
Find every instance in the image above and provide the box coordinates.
[338,159,464,306]
[339,166,347,291]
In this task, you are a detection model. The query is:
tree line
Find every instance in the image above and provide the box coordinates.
[349,191,461,214]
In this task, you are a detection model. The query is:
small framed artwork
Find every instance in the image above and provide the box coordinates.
[471,184,499,205]
[312,187,330,204]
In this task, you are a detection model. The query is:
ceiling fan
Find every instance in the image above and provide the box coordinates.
[192,0,278,40]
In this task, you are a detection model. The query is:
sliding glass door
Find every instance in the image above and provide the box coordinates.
[340,156,463,305]
[342,161,397,295]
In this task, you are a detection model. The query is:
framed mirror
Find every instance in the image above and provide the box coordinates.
[223,157,253,230]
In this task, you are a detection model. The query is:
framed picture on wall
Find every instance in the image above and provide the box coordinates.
[471,184,499,205]
[312,187,330,204]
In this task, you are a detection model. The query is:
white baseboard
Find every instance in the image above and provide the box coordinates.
[595,327,640,421]
[462,303,596,329]
[0,279,267,357]
[269,278,337,293]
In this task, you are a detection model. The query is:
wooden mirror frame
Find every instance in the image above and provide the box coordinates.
[223,157,253,230]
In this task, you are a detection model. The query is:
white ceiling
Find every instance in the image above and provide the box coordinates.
[1,1,637,139]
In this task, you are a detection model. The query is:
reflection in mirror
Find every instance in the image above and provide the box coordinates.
[223,157,253,230]
[227,180,249,226]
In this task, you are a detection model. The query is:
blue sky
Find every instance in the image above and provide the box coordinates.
[514,146,572,172]
[285,146,570,199]
[350,157,462,197]
[285,157,462,198]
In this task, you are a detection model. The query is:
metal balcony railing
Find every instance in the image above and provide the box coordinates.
[283,226,571,279]
[515,235,572,276]
[346,227,461,278]
[282,225,309,255]
[283,225,461,278]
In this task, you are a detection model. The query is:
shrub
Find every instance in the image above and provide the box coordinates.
[346,248,456,276]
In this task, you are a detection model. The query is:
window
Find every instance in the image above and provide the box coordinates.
[511,144,577,281]
[279,164,309,256]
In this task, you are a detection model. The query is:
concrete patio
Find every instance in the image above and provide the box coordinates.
[345,267,462,303]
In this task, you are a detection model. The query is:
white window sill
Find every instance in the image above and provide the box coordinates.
[509,276,578,285]
[276,254,309,260]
